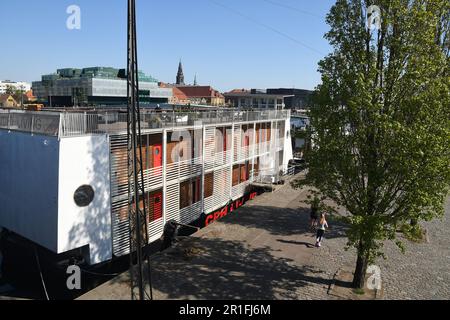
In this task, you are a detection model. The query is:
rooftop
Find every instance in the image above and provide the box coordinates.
[176,86,224,99]
[0,95,17,103]
[0,108,290,138]
[224,89,294,99]
[37,67,158,83]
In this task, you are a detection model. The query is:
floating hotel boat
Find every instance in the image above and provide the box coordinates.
[0,108,293,266]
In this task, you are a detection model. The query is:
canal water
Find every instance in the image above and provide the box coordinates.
[0,235,159,300]
[0,226,196,300]
[295,138,305,149]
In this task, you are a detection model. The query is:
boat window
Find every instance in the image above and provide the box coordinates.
[74,185,95,207]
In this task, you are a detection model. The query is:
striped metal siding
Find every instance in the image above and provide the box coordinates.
[110,134,130,256]
[166,156,203,227]
[180,202,202,225]
[110,133,165,256]
[109,119,289,257]
[204,166,231,213]
[233,126,242,162]
[165,183,180,225]
[166,157,202,183]
[204,127,215,171]
[231,181,251,200]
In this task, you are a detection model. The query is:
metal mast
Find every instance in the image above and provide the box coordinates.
[127,0,153,301]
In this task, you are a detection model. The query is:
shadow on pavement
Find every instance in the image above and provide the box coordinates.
[108,236,333,300]
[218,204,349,241]
[277,239,316,248]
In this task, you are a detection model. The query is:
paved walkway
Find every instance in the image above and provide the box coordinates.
[78,178,450,300]
[310,197,450,300]
[79,176,333,300]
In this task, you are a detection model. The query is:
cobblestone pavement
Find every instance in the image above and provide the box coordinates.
[80,175,333,300]
[79,176,450,300]
[220,183,450,300]
[242,179,334,300]
[305,198,450,300]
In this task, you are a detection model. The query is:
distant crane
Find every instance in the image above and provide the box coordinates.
[127,0,153,301]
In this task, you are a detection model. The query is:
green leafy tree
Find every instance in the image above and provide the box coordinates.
[297,0,450,289]
[5,86,15,95]
[13,90,25,106]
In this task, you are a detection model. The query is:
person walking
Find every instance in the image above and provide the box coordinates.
[315,213,329,247]
[309,197,320,230]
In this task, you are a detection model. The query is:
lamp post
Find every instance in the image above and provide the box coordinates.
[20,85,24,109]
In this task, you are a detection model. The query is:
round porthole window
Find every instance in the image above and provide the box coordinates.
[74,185,95,207]
[155,148,160,156]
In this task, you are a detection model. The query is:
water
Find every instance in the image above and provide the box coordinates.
[1,231,173,300]
[295,138,305,149]
[0,235,131,300]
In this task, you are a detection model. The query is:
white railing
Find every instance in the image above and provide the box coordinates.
[282,166,296,176]
[0,108,291,138]
[252,165,295,185]
[0,109,60,136]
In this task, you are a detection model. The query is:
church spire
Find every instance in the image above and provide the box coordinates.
[176,60,185,85]
[194,74,198,86]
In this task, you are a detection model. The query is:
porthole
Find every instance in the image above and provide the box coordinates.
[74,185,95,207]
[155,148,160,156]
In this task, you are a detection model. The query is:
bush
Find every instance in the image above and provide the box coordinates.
[400,223,426,243]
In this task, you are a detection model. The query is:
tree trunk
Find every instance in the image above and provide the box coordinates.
[352,241,368,289]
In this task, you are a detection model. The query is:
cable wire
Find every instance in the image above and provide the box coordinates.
[207,0,325,56]
[79,268,122,277]
[261,0,323,19]
[34,247,50,301]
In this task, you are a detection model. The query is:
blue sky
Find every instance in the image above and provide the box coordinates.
[0,0,335,91]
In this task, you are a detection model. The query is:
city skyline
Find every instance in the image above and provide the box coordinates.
[0,0,334,92]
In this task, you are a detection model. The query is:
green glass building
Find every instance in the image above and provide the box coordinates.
[32,67,171,107]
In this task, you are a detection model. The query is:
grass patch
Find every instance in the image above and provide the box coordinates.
[353,288,365,295]
[182,246,204,261]
[400,224,426,243]
[294,130,308,139]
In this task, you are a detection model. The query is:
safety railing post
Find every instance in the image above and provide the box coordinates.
[31,114,34,135]
[172,110,175,129]
[58,113,64,139]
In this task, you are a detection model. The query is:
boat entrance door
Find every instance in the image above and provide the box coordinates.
[150,191,163,221]
[153,144,162,174]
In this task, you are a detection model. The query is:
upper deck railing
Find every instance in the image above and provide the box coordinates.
[0,108,290,138]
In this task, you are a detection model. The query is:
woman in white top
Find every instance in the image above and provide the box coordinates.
[316,214,329,247]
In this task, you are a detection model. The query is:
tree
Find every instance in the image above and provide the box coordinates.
[13,89,26,107]
[297,0,450,289]
[5,85,15,95]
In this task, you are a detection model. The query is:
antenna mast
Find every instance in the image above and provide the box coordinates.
[127,0,153,301]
